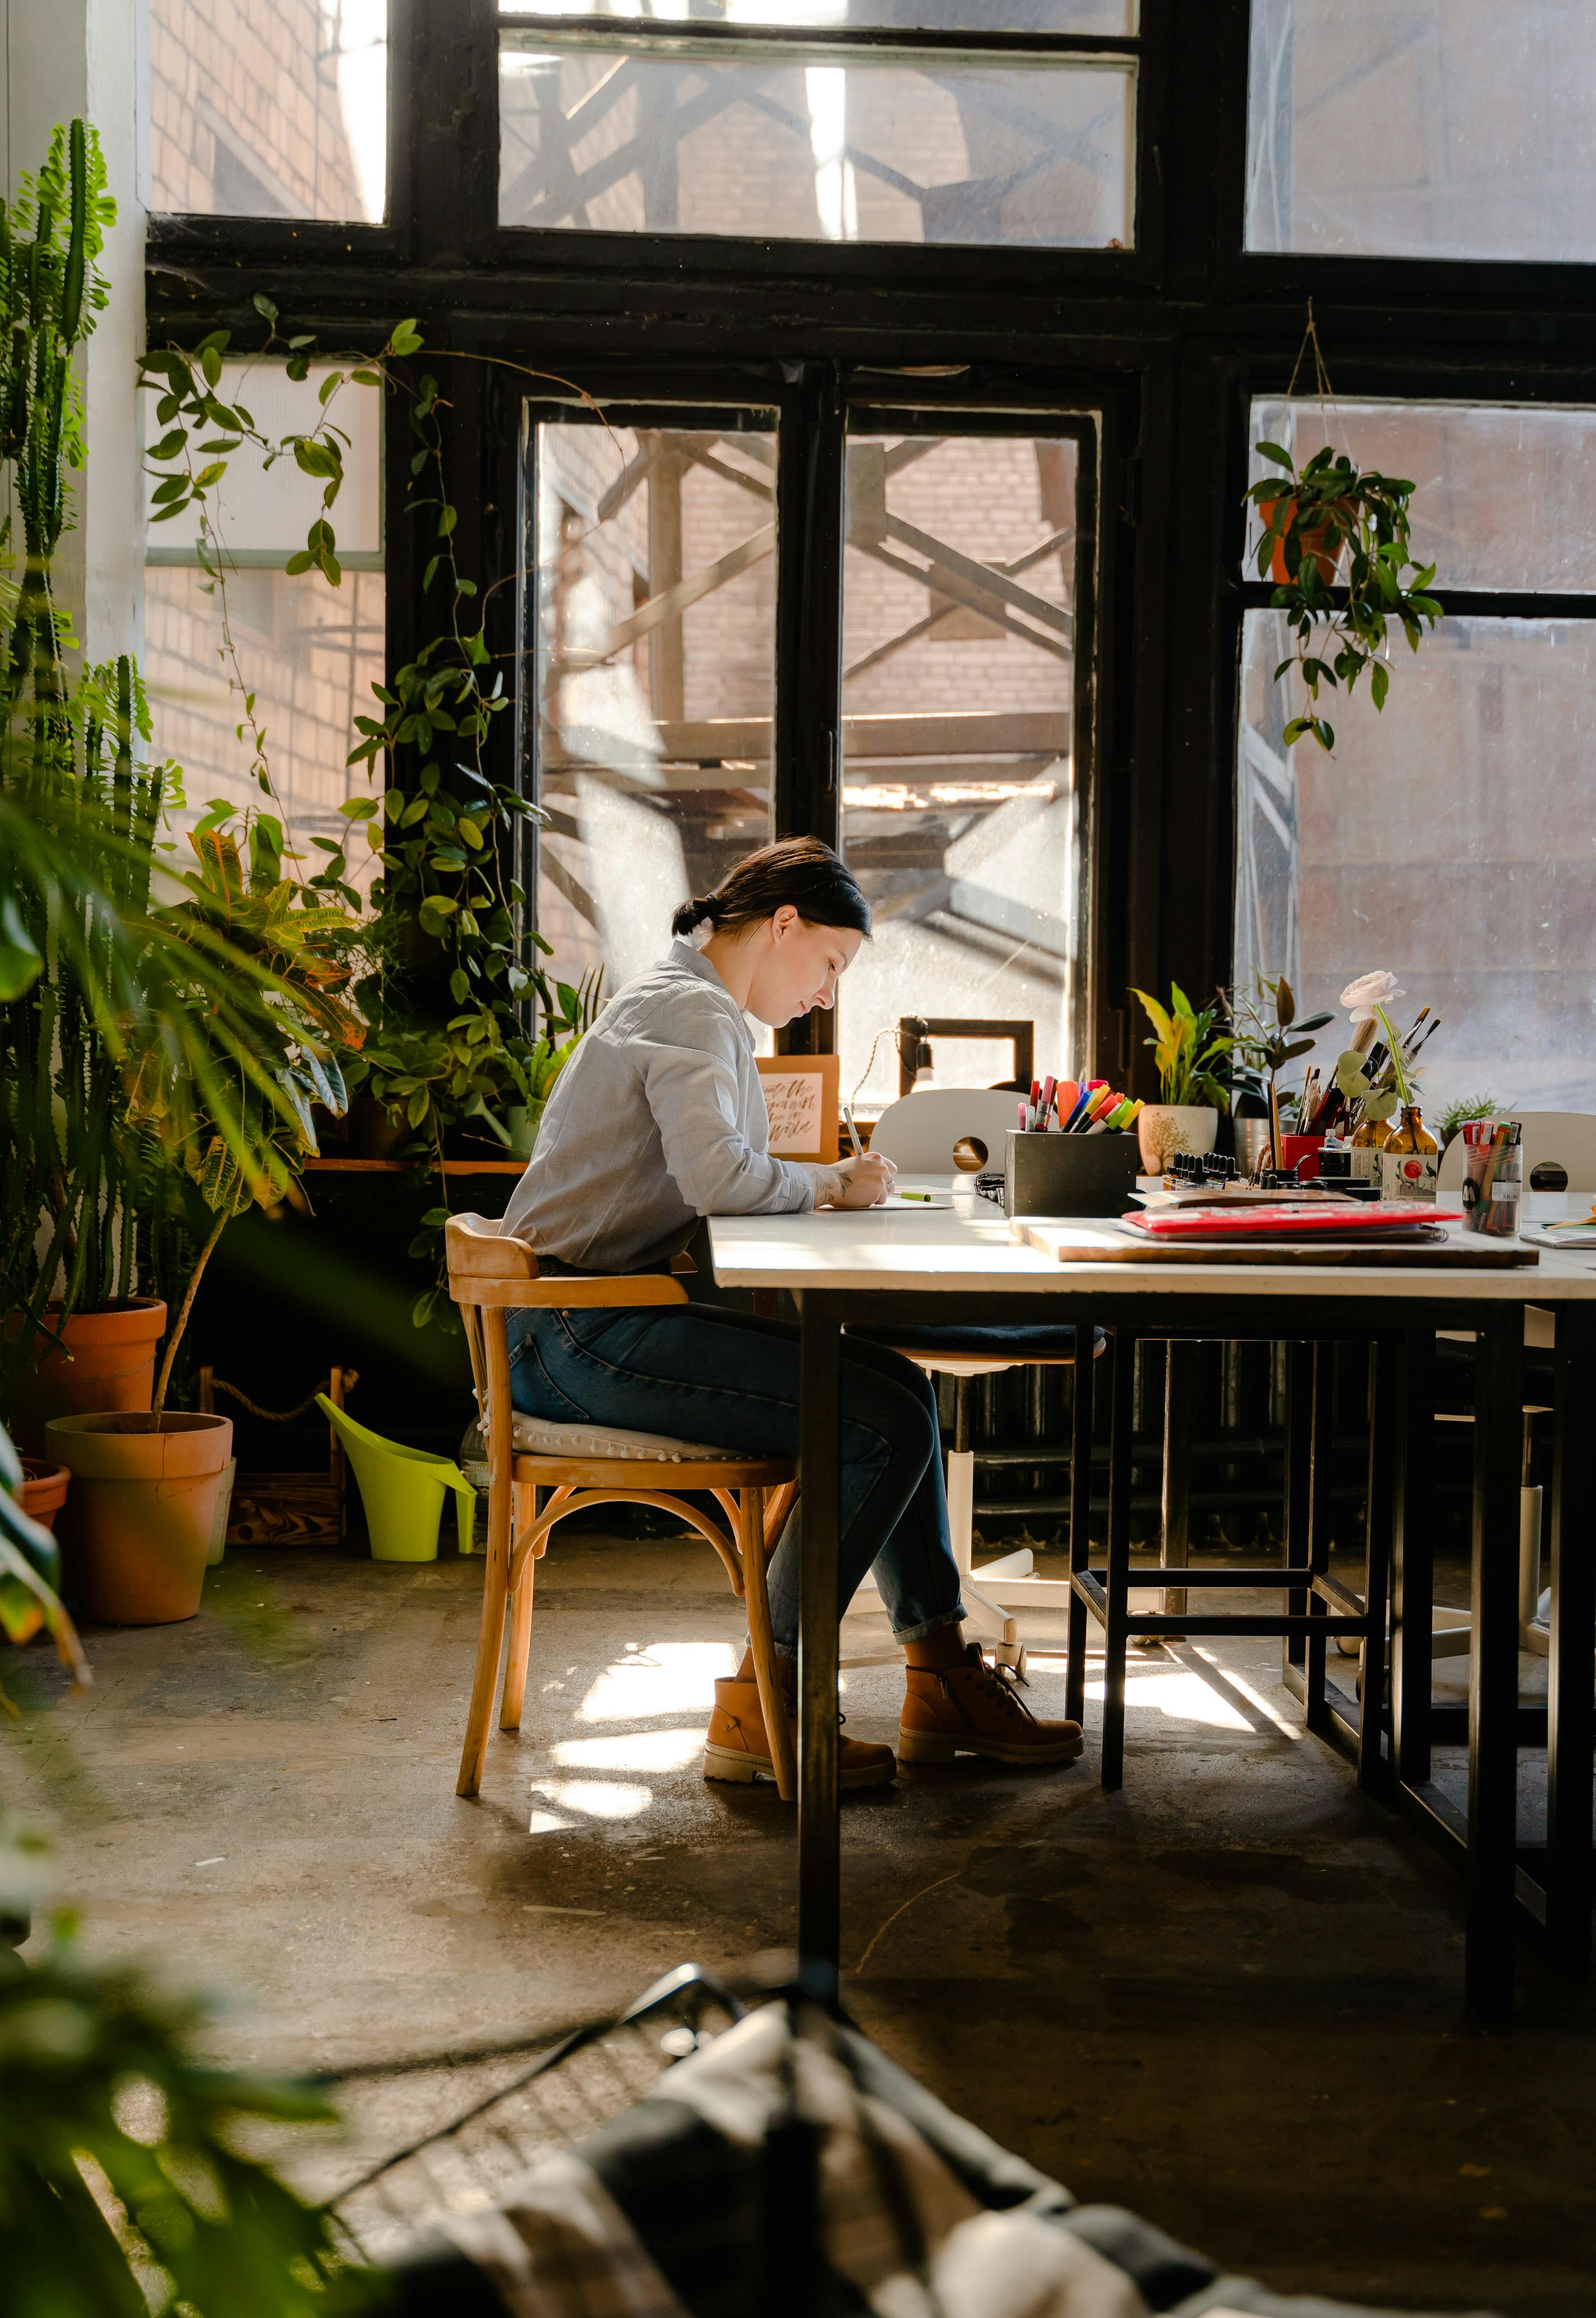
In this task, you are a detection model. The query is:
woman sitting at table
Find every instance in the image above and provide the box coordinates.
[501,836,1082,1791]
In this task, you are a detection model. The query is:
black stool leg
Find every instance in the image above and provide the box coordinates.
[1161,1338,1197,1638]
[1547,1302,1596,1977]
[1301,1346,1335,1737]
[1065,1316,1094,1726]
[1100,1326,1136,1791]
[1357,1336,1397,1793]
[1467,1310,1524,2025]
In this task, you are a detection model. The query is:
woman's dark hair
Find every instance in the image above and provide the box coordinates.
[671,837,871,941]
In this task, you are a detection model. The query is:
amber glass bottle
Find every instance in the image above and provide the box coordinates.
[1348,1111,1390,1184]
[1379,1105,1440,1201]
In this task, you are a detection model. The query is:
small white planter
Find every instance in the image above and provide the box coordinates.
[1137,1104,1218,1174]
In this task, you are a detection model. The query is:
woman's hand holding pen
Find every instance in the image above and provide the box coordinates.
[815,1153,898,1208]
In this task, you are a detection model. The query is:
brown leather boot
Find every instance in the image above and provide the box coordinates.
[899,1643,1084,1767]
[703,1661,895,1791]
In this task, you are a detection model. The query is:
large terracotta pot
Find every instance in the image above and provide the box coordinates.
[3,1460,71,1645]
[10,1299,167,1455]
[45,1411,232,1625]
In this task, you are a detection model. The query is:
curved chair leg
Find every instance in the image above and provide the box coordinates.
[457,1459,514,1798]
[742,1486,795,1802]
[500,1481,537,1731]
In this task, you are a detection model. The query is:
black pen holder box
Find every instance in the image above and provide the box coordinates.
[1004,1129,1141,1219]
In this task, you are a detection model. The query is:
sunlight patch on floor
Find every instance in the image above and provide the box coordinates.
[527,1780,655,1822]
[552,1729,706,1773]
[579,1641,737,1723]
[1083,1668,1251,1732]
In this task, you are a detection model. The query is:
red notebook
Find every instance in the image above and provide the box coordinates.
[1121,1204,1462,1238]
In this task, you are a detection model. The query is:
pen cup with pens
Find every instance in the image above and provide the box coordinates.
[1460,1118,1522,1237]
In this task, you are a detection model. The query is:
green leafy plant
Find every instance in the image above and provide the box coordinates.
[0,1871,375,2316]
[1130,984,1233,1110]
[0,1420,85,1696]
[1225,974,1334,1158]
[1247,440,1442,752]
[1435,1094,1507,1153]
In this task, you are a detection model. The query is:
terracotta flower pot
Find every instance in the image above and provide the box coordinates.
[1259,494,1348,587]
[9,1298,167,1456]
[3,1460,71,1645]
[45,1411,233,1626]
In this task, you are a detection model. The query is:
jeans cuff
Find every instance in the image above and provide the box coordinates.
[890,1603,967,1645]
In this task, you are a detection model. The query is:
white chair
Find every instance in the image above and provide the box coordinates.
[850,1091,1104,1668]
[868,1087,1023,1179]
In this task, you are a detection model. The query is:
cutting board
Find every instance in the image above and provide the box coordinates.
[1012,1220,1539,1269]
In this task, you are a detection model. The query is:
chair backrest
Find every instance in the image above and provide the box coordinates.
[869,1089,1021,1176]
[1435,1110,1596,1195]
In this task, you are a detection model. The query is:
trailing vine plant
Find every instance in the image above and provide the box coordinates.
[140,309,606,1323]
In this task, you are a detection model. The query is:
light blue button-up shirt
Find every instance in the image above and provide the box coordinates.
[500,940,816,1272]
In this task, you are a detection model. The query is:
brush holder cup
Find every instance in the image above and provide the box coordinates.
[1004,1131,1141,1220]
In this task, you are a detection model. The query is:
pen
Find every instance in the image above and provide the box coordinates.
[843,1099,864,1160]
[897,1189,932,1202]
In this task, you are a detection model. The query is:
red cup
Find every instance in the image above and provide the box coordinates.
[1282,1134,1325,1181]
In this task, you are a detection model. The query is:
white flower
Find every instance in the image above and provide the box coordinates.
[1340,970,1404,1024]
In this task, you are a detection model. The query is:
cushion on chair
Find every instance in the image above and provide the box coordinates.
[505,1412,738,1463]
[848,1322,1106,1362]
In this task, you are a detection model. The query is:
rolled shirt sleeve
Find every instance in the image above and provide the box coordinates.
[641,1001,815,1219]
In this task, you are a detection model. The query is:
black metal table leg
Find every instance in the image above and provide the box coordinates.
[1161,1337,1197,1636]
[1099,1326,1136,1791]
[1282,1341,1311,1661]
[1391,1328,1436,1791]
[1357,1337,1397,1794]
[1065,1309,1094,1728]
[1547,1302,1596,1976]
[1301,1347,1335,1738]
[1467,1309,1524,2027]
[798,1291,841,1982]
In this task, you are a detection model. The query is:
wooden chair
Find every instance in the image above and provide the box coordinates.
[446,1214,797,1803]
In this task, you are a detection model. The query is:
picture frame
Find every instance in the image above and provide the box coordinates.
[756,1053,840,1163]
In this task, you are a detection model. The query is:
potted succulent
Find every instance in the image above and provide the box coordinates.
[1129,983,1233,1173]
[1247,439,1442,752]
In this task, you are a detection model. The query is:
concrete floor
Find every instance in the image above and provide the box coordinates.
[8,1528,1596,2314]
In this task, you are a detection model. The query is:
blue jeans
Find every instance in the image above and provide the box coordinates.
[505,1303,965,1656]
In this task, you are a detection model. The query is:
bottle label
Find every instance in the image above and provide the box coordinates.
[1380,1149,1439,1201]
[1349,1142,1383,1182]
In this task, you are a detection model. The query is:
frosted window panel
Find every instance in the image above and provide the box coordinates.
[840,432,1081,1108]
[1235,613,1596,1116]
[1247,0,1596,261]
[1247,401,1596,596]
[500,4,1135,27]
[532,421,777,1000]
[500,38,1134,247]
[146,567,386,899]
[150,0,387,221]
[146,360,382,565]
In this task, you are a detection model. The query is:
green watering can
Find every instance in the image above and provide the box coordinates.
[316,1395,478,1563]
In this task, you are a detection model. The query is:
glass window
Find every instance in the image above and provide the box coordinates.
[531,417,778,999]
[146,569,388,898]
[500,3,1136,26]
[1236,614,1596,1114]
[500,35,1134,246]
[150,0,387,221]
[1247,0,1596,262]
[1247,400,1596,596]
[145,357,385,891]
[840,428,1085,1107]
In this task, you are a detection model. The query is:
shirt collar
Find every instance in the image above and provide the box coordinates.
[666,939,755,1044]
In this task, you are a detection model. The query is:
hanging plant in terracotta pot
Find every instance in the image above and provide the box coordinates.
[1245,312,1444,752]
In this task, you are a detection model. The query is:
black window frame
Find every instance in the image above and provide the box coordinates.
[143,0,1596,1094]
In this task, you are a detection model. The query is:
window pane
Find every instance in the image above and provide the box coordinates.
[1247,400,1596,595]
[533,419,777,997]
[1236,613,1596,1114]
[840,431,1083,1108]
[1247,0,1596,261]
[500,37,1134,247]
[147,568,386,899]
[500,3,1135,28]
[150,0,387,221]
[145,360,383,565]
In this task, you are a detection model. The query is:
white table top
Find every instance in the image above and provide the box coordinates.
[708,1182,1596,1303]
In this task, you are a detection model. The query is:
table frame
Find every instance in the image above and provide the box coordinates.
[792,1283,1592,2026]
